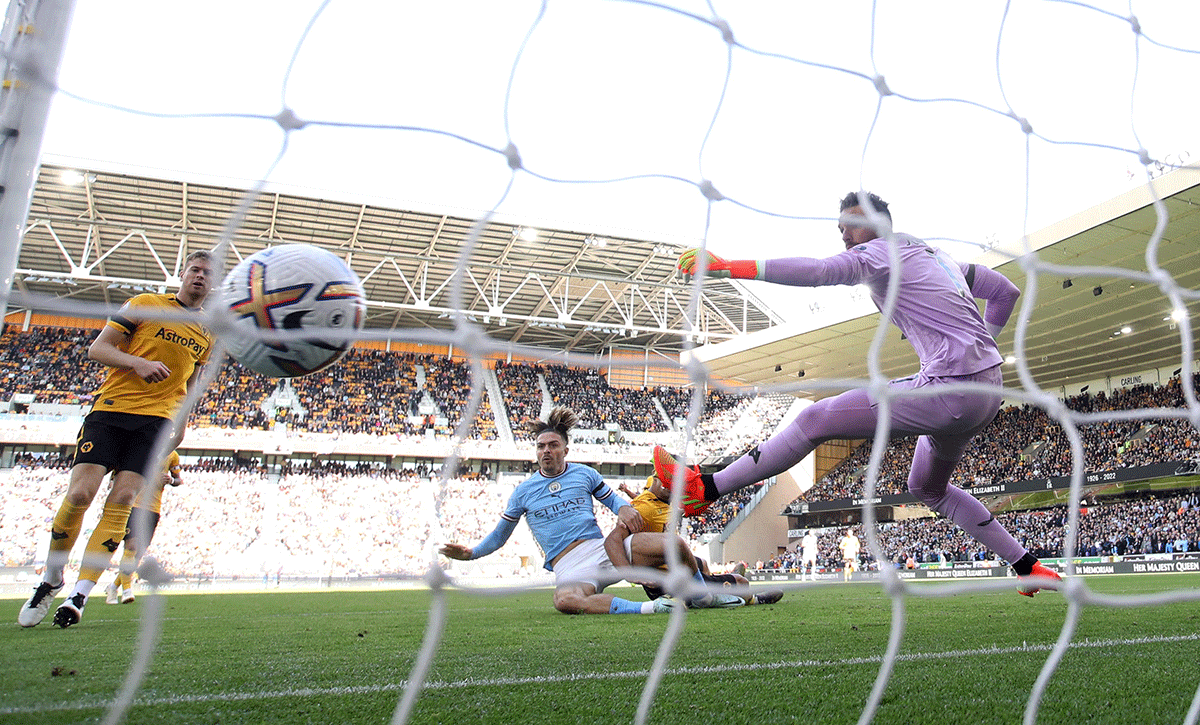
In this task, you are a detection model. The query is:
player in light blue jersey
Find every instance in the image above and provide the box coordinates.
[440,407,742,614]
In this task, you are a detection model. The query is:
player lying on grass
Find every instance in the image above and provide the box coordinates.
[659,191,1061,597]
[610,476,783,607]
[439,407,743,614]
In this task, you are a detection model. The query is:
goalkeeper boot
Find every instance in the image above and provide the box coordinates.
[17,581,62,628]
[1017,562,1062,597]
[53,593,87,628]
[652,446,712,516]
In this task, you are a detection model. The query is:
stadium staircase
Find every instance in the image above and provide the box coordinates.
[651,396,673,431]
[261,379,307,422]
[482,367,516,446]
[412,365,439,416]
[536,372,553,420]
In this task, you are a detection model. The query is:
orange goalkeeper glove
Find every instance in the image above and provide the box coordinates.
[676,248,762,280]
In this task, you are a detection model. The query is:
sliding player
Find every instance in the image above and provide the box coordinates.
[439,407,742,614]
[611,476,783,606]
[657,192,1061,597]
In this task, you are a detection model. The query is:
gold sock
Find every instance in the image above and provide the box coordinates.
[45,502,89,584]
[116,547,139,589]
[78,503,132,584]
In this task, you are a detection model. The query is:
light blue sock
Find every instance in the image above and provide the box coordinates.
[609,597,646,614]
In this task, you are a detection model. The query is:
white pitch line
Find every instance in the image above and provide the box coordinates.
[4,633,1197,715]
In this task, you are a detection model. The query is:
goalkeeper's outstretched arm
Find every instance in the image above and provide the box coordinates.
[676,248,763,280]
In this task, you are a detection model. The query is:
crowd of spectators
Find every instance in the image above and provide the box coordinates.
[541,364,668,432]
[689,483,763,536]
[693,394,793,458]
[761,492,1200,573]
[422,356,497,439]
[799,374,1200,507]
[495,361,545,436]
[286,350,498,439]
[4,457,1195,580]
[190,358,276,429]
[657,386,743,423]
[0,326,103,406]
[6,324,1199,558]
[0,459,574,578]
[0,327,791,448]
[0,329,504,440]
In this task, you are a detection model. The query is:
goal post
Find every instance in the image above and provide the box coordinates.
[0,0,74,310]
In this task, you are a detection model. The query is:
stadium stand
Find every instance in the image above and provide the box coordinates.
[0,327,766,442]
[656,386,742,424]
[2,324,1197,582]
[541,364,668,433]
[796,373,1200,506]
[2,459,1195,578]
[189,359,276,430]
[762,493,1199,574]
[494,360,546,438]
[0,325,103,406]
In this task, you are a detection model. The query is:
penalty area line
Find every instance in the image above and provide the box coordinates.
[4,632,1197,714]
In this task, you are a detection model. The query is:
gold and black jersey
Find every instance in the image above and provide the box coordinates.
[629,476,673,534]
[92,294,212,420]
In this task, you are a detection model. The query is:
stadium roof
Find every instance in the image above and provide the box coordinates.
[691,165,1200,399]
[8,160,781,358]
[8,161,1198,398]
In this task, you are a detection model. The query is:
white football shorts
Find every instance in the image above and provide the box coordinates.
[552,538,627,591]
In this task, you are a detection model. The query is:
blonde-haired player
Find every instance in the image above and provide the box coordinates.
[105,450,183,605]
[18,250,213,628]
[610,475,783,606]
[838,528,861,582]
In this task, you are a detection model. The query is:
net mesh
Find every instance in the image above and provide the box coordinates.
[2,1,1199,724]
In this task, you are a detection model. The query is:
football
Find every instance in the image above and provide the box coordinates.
[219,244,366,378]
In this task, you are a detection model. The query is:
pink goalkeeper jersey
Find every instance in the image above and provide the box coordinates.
[762,233,1018,377]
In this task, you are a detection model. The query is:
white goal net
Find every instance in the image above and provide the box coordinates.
[1,2,1199,725]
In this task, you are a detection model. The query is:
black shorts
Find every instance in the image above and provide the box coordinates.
[123,508,161,547]
[642,572,739,600]
[72,410,171,476]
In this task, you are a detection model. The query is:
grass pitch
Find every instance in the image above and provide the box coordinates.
[3,574,1198,725]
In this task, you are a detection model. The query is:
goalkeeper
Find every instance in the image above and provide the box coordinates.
[657,191,1061,597]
